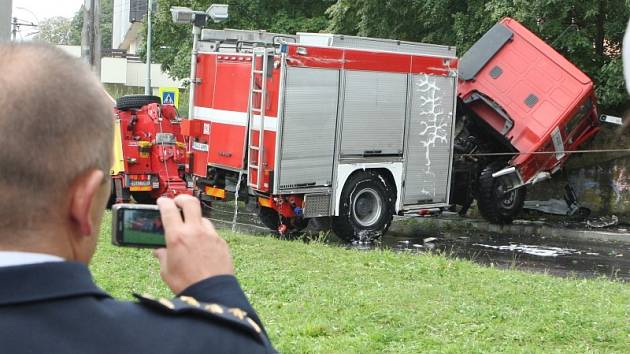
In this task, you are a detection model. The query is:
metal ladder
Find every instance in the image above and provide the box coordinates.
[246,47,272,189]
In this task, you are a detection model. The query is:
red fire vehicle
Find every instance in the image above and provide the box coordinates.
[181,18,599,241]
[109,95,192,205]
[452,18,600,223]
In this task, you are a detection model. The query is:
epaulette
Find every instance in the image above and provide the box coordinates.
[133,293,267,344]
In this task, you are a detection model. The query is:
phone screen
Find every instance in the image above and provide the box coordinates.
[116,207,165,247]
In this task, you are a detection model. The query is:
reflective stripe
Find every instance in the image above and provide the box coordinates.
[193,107,278,132]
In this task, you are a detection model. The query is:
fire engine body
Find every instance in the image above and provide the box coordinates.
[183,18,600,240]
[184,30,459,239]
[110,96,192,205]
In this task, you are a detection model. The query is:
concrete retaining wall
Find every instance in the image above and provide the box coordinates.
[526,126,630,222]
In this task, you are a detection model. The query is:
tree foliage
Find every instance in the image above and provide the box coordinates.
[34,17,76,45]
[68,0,114,49]
[149,0,333,80]
[144,0,629,113]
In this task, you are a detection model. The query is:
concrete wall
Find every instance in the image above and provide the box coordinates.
[57,45,183,89]
[125,60,182,88]
[527,125,630,221]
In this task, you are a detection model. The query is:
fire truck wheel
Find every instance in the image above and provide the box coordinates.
[115,95,161,111]
[476,163,526,224]
[131,192,157,205]
[332,171,395,242]
[106,181,116,209]
[258,207,309,233]
[258,206,281,231]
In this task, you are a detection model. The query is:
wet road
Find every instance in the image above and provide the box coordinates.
[379,228,630,281]
[207,201,630,281]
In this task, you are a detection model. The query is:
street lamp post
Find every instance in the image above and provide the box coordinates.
[145,0,153,95]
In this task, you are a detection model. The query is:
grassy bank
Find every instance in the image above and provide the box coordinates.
[92,212,630,353]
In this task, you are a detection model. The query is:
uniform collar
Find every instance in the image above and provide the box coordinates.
[0,251,64,267]
[0,261,111,306]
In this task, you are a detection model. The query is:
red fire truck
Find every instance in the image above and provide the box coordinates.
[182,18,600,241]
[109,95,192,205]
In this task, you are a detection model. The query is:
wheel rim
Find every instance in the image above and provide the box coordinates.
[352,188,383,227]
[495,183,517,209]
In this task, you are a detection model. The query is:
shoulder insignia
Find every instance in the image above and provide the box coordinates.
[133,293,266,340]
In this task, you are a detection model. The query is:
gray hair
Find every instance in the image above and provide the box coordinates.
[0,43,113,233]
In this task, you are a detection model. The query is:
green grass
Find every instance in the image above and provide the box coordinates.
[92,212,630,353]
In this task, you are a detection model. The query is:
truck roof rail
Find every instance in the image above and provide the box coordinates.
[297,32,456,57]
[199,29,456,58]
[201,29,297,45]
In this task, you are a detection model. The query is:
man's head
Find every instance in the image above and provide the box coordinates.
[0,43,114,262]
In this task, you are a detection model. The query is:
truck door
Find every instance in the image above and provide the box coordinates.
[276,67,339,191]
[403,74,456,206]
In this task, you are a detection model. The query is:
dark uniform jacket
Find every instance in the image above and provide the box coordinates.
[0,261,277,353]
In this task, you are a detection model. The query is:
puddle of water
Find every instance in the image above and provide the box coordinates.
[471,243,578,257]
[380,230,630,281]
[208,200,630,281]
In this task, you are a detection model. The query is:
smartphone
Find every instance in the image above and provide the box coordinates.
[112,204,165,248]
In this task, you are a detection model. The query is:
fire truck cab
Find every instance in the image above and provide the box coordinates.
[451,18,600,223]
[184,29,459,241]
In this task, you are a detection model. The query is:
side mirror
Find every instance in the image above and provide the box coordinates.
[599,114,623,126]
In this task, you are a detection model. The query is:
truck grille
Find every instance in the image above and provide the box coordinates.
[303,194,331,218]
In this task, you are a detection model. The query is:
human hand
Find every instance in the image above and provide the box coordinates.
[153,195,234,294]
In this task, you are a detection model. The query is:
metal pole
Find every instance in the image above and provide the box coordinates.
[188,25,200,119]
[11,17,17,40]
[81,0,100,76]
[93,0,101,78]
[145,0,152,95]
[0,0,12,42]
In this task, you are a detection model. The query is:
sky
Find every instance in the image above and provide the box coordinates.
[12,0,84,39]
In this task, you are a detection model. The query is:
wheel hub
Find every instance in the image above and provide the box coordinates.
[496,183,517,208]
[352,188,383,227]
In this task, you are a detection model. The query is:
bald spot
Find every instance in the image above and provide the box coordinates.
[0,43,113,238]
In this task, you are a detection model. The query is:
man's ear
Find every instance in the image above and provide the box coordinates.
[69,169,105,236]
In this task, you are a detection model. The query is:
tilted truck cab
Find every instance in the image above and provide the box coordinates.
[451,18,600,224]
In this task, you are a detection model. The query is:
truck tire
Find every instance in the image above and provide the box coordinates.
[131,191,157,204]
[258,207,280,230]
[258,206,308,233]
[332,171,395,242]
[106,180,116,209]
[116,95,161,110]
[476,163,526,224]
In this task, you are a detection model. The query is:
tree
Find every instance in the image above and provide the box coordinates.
[34,16,77,45]
[147,0,334,80]
[138,0,627,113]
[68,0,114,49]
[327,0,630,114]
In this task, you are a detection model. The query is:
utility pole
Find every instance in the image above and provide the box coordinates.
[81,0,101,78]
[11,17,16,40]
[145,0,153,95]
[0,0,11,42]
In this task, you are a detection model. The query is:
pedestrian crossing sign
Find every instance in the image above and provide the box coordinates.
[159,87,179,107]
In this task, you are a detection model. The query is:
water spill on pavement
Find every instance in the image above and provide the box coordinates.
[207,201,630,281]
[378,229,630,281]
